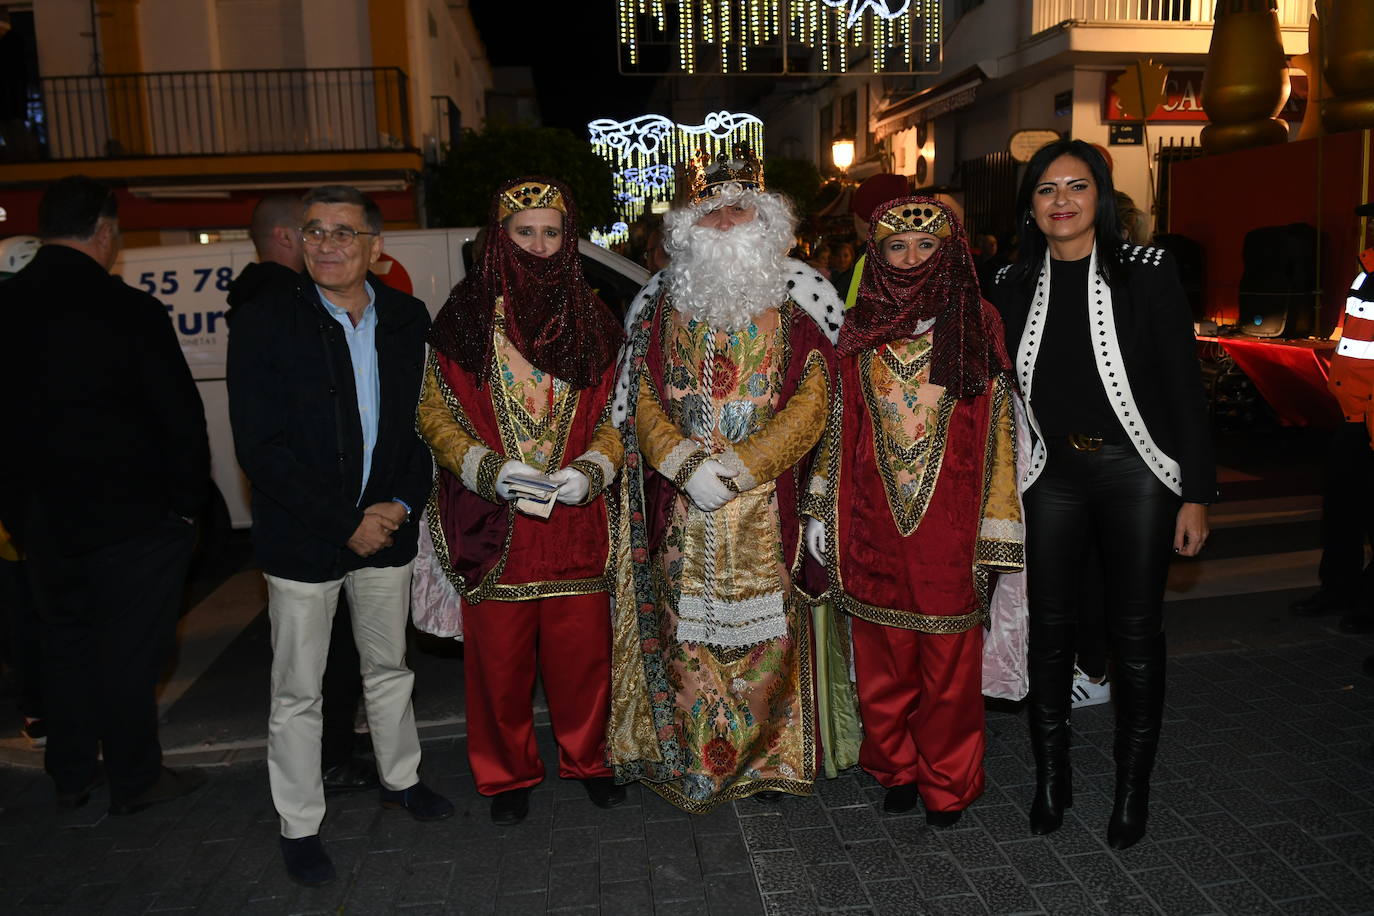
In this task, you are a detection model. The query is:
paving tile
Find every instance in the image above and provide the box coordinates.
[907,853,971,899]
[882,815,942,858]
[705,872,767,915]
[807,862,866,910]
[940,828,1008,870]
[1228,849,1319,904]
[846,838,905,881]
[651,858,705,903]
[1320,832,1374,883]
[1274,896,1344,916]
[741,813,794,851]
[549,826,599,867]
[1133,865,1214,915]
[966,865,1038,914]
[1254,821,1337,868]
[601,877,653,913]
[779,793,832,830]
[1068,850,1144,902]
[789,826,848,866]
[656,897,710,916]
[1001,838,1073,886]
[1202,879,1282,915]
[922,894,988,915]
[546,861,599,910]
[830,805,883,842]
[1033,882,1099,916]
[697,831,752,876]
[1159,835,1242,886]
[600,837,649,880]
[494,890,548,914]
[815,775,867,809]
[865,879,924,916]
[752,848,807,895]
[691,803,743,837]
[759,890,818,916]
[1293,861,1374,915]
[647,818,700,863]
[498,850,551,895]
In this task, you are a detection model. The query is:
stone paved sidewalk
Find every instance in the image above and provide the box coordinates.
[1,635,1372,915]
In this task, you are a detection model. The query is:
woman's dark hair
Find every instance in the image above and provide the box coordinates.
[1009,139,1124,289]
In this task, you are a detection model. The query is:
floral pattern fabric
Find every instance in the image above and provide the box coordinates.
[494,310,570,471]
[867,333,949,515]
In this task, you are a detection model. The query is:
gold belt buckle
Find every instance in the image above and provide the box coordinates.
[1068,433,1104,452]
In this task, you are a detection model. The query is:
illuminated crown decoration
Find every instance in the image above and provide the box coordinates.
[683,143,764,202]
[874,201,952,242]
[498,181,566,222]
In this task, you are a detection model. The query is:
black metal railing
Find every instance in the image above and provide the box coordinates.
[15,67,411,162]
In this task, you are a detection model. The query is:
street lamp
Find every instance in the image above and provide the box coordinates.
[831,137,855,172]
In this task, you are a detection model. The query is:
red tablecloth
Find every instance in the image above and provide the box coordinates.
[1197,335,1343,428]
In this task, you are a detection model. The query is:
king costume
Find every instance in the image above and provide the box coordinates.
[607,147,852,811]
[806,197,1027,823]
[417,178,626,819]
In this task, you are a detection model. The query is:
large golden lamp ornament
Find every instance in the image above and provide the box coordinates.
[1201,0,1291,154]
[1321,0,1374,133]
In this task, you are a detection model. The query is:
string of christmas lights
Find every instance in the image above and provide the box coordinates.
[615,0,937,74]
[588,111,765,246]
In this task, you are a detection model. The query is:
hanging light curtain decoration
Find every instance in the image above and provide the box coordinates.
[588,111,765,246]
[615,0,939,75]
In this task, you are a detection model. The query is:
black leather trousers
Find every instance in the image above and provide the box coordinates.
[1024,442,1177,799]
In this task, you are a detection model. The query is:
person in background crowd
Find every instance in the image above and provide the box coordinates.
[804,196,1026,827]
[228,184,451,887]
[226,194,379,796]
[418,177,626,827]
[987,139,1214,850]
[609,145,847,811]
[0,176,211,815]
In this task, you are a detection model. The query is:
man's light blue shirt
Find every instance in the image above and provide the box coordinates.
[318,282,379,501]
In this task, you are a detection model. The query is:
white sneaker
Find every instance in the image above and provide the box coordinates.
[1070,667,1111,709]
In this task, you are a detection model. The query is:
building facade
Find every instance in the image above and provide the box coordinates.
[0,0,491,244]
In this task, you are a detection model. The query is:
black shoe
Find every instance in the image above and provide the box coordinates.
[1291,590,1350,617]
[581,776,627,809]
[490,787,531,825]
[56,773,105,811]
[925,808,963,828]
[1029,770,1073,835]
[1028,623,1076,837]
[1105,634,1166,852]
[109,766,207,816]
[882,784,921,814]
[379,781,454,821]
[323,758,380,796]
[280,834,336,887]
[1107,783,1150,850]
[1339,613,1374,634]
[752,790,784,805]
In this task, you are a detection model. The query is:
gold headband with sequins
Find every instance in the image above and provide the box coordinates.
[498,181,567,222]
[874,201,952,242]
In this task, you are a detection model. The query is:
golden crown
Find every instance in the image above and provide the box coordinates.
[498,181,566,221]
[682,143,764,203]
[874,200,953,243]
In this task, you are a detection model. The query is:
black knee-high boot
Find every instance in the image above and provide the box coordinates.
[1028,623,1076,835]
[1107,632,1166,849]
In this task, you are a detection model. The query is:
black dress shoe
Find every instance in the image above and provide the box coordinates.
[109,767,207,816]
[882,784,921,814]
[323,759,380,796]
[379,781,454,821]
[581,776,627,809]
[1291,590,1350,617]
[56,773,106,811]
[752,790,784,804]
[1339,613,1374,634]
[491,787,531,825]
[925,808,963,828]
[280,834,336,886]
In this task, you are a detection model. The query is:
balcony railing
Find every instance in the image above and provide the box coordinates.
[1031,0,1314,34]
[12,67,411,163]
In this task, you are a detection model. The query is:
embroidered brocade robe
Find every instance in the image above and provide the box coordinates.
[809,320,1024,631]
[617,297,835,810]
[417,306,623,601]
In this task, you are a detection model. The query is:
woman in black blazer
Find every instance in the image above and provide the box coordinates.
[986,139,1215,850]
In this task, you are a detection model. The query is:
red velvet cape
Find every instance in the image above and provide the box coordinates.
[433,350,616,597]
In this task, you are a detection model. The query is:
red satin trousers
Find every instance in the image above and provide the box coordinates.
[852,617,985,812]
[462,591,612,795]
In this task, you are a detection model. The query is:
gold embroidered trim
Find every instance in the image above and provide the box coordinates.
[489,340,580,472]
[673,449,710,490]
[645,777,814,813]
[843,598,985,634]
[476,451,506,503]
[479,574,610,601]
[859,348,956,537]
[972,373,1022,610]
[878,339,932,381]
[976,538,1025,570]
[431,350,485,443]
[569,459,604,503]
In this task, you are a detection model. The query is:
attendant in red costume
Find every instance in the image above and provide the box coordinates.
[805,197,1026,826]
[418,178,626,825]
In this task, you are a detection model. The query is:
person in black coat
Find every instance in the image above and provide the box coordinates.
[0,176,211,814]
[227,194,377,798]
[227,185,451,887]
[986,140,1215,851]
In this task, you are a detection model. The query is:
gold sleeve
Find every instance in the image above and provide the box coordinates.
[417,353,505,502]
[636,372,709,488]
[722,353,831,491]
[975,373,1025,571]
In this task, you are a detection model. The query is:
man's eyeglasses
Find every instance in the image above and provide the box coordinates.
[300,226,377,247]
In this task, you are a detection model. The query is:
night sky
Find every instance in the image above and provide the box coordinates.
[470,4,659,135]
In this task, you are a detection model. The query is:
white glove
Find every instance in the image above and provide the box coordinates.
[804,517,826,563]
[494,459,543,501]
[685,459,739,512]
[547,466,590,505]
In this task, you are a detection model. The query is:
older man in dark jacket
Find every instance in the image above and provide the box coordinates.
[227,184,450,887]
[0,176,210,816]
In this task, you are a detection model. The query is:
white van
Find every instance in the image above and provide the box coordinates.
[111,230,650,529]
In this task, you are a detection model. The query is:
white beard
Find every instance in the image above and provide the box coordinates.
[663,191,794,332]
